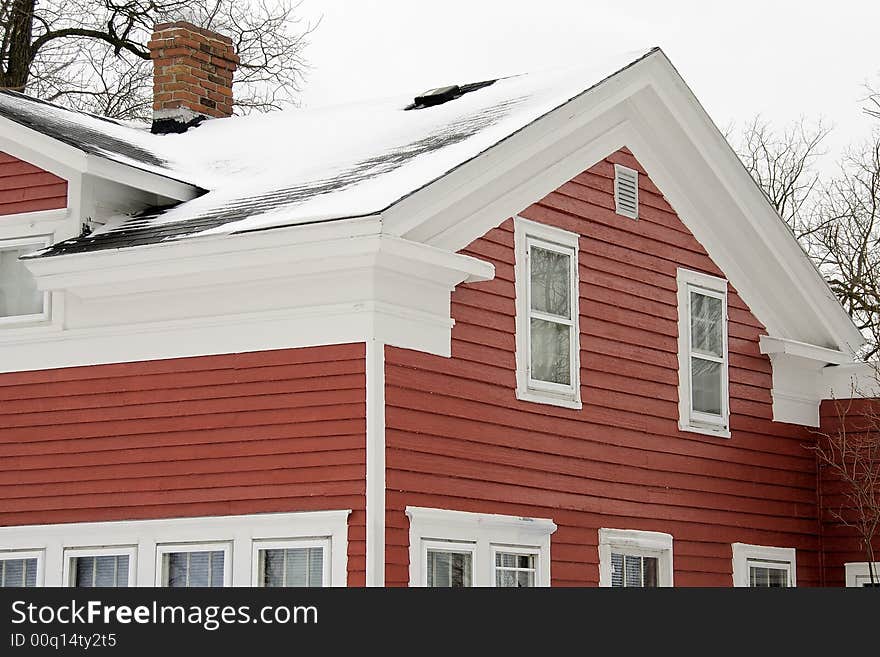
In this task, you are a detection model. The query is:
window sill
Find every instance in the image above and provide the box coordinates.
[678,421,730,439]
[516,387,582,410]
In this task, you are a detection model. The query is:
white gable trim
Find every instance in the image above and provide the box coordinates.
[384,49,863,357]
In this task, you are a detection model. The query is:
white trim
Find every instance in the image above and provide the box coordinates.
[844,562,880,587]
[0,234,52,327]
[155,541,231,587]
[252,538,332,587]
[598,528,674,587]
[513,216,582,409]
[62,545,137,587]
[388,50,862,355]
[731,543,796,587]
[365,339,386,587]
[0,548,45,587]
[492,544,541,587]
[422,539,477,587]
[676,267,730,438]
[822,362,880,400]
[406,506,557,587]
[613,164,639,219]
[0,510,350,587]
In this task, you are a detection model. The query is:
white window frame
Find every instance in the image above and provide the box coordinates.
[514,216,582,409]
[844,562,880,587]
[0,548,45,587]
[252,537,331,587]
[0,510,350,587]
[155,541,232,587]
[63,545,137,587]
[0,234,52,327]
[732,543,796,587]
[598,528,674,587]
[406,506,557,587]
[492,544,540,588]
[422,539,478,588]
[676,267,730,438]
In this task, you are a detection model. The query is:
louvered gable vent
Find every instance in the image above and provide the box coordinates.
[614,164,639,219]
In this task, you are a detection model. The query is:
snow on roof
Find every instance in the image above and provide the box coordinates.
[5,49,655,256]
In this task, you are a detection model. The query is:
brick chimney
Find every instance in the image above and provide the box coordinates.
[148,21,239,134]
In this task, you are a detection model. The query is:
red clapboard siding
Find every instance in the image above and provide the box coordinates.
[0,151,66,215]
[0,343,367,586]
[817,397,880,586]
[385,149,821,587]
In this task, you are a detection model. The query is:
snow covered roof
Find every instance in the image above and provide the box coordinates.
[2,49,655,257]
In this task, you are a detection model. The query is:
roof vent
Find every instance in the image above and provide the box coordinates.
[413,85,461,107]
[614,164,639,219]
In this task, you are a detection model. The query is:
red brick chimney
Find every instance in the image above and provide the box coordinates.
[147,21,239,134]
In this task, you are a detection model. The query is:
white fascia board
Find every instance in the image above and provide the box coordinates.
[821,361,880,400]
[84,154,200,201]
[0,115,199,202]
[759,335,852,365]
[385,49,862,356]
[23,218,492,297]
[3,218,492,372]
[642,52,864,354]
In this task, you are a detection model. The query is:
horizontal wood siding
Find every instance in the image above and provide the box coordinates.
[0,344,367,585]
[385,149,820,587]
[0,152,66,215]
[818,397,880,586]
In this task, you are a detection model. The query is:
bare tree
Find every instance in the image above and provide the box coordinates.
[728,116,830,240]
[812,139,880,360]
[810,372,880,585]
[0,0,316,120]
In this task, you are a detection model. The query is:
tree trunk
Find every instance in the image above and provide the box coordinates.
[0,0,36,90]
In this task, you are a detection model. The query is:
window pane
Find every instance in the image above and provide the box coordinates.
[625,555,643,587]
[611,553,624,587]
[73,555,129,587]
[530,246,571,319]
[749,565,788,588]
[530,318,571,385]
[690,292,723,358]
[611,553,659,587]
[164,550,224,587]
[427,550,472,587]
[495,551,537,587]
[260,547,324,587]
[691,357,722,415]
[0,558,37,587]
[0,243,44,318]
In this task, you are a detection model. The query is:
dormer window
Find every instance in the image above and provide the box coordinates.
[0,236,49,325]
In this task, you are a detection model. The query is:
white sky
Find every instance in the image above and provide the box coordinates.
[295,0,880,164]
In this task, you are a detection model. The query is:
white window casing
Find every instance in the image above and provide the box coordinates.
[676,267,730,438]
[514,216,582,409]
[63,545,137,587]
[598,528,674,587]
[252,538,331,587]
[613,164,639,220]
[0,235,51,327]
[155,541,231,587]
[0,549,45,587]
[0,510,350,587]
[844,562,880,587]
[731,543,796,587]
[406,506,557,587]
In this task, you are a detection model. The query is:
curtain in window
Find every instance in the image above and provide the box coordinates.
[73,555,129,587]
[427,550,472,587]
[261,547,323,587]
[495,552,536,587]
[0,558,38,587]
[164,550,225,587]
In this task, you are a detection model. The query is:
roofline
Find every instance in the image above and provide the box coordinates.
[381,48,864,355]
[0,111,200,201]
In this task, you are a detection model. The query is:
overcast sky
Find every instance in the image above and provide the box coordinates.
[296,1,879,164]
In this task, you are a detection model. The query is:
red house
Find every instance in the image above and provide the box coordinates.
[0,22,877,588]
